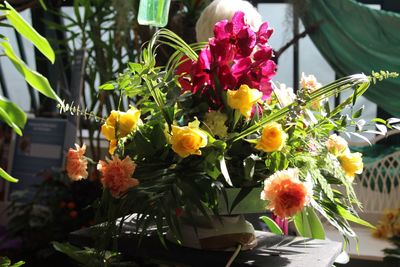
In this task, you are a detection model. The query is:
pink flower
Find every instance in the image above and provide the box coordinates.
[177,11,276,107]
[65,144,88,181]
[97,156,139,198]
[257,22,273,44]
[261,168,312,218]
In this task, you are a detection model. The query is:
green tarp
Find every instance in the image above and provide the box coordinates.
[301,0,400,117]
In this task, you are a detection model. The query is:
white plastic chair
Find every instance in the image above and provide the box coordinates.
[351,130,400,221]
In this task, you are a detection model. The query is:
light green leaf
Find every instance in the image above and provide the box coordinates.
[294,207,325,239]
[0,95,26,130]
[0,167,18,183]
[0,41,61,104]
[336,206,375,228]
[0,104,22,136]
[260,216,283,235]
[99,82,115,90]
[4,1,54,63]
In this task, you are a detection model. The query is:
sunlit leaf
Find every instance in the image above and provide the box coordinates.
[260,215,283,235]
[0,95,26,130]
[4,1,54,63]
[0,41,61,104]
[294,207,325,239]
[0,167,18,182]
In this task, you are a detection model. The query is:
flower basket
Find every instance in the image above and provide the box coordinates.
[62,10,399,252]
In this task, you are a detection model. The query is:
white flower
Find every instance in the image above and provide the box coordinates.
[195,0,262,42]
[300,72,322,92]
[273,82,296,107]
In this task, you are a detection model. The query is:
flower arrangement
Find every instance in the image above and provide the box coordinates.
[62,11,398,245]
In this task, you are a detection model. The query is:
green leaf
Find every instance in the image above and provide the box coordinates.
[0,167,18,183]
[99,82,115,90]
[352,106,363,119]
[371,118,387,124]
[4,1,54,63]
[0,103,22,136]
[336,205,375,228]
[243,156,255,180]
[260,216,283,235]
[0,95,26,130]
[220,156,233,186]
[0,41,61,104]
[294,207,325,239]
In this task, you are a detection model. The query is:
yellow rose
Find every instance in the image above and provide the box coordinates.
[326,134,348,156]
[101,107,141,154]
[256,122,287,152]
[338,152,363,181]
[169,122,208,158]
[227,84,262,118]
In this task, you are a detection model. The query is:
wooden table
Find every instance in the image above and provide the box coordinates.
[70,222,342,267]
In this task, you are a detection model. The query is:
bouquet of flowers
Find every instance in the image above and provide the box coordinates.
[62,11,398,246]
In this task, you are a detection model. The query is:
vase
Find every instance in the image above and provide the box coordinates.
[166,187,266,251]
[137,0,171,27]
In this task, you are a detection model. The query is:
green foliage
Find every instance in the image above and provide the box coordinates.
[0,167,18,183]
[0,1,60,182]
[3,1,54,63]
[260,216,284,235]
[0,257,25,267]
[293,207,325,240]
[0,42,60,103]
[52,242,138,267]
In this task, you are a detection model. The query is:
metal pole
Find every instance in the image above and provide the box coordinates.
[292,3,299,92]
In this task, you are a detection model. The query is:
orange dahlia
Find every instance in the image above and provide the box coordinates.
[261,168,312,218]
[97,156,139,198]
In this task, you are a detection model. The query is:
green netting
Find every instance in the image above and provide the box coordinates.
[301,0,400,117]
[351,144,400,165]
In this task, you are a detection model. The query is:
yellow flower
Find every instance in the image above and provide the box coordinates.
[101,107,141,154]
[256,122,287,153]
[169,120,208,158]
[338,152,363,181]
[204,110,228,138]
[227,84,262,118]
[326,134,348,156]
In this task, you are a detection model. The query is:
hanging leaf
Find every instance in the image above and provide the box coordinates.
[0,104,22,136]
[294,207,325,239]
[220,156,233,186]
[0,41,61,104]
[4,1,54,63]
[336,206,374,228]
[0,95,26,130]
[0,167,18,183]
[260,216,283,235]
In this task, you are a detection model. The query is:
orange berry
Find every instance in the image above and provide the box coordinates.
[67,201,76,210]
[69,210,78,219]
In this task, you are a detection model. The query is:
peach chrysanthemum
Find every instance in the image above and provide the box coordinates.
[65,144,88,181]
[261,168,312,218]
[97,156,139,198]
